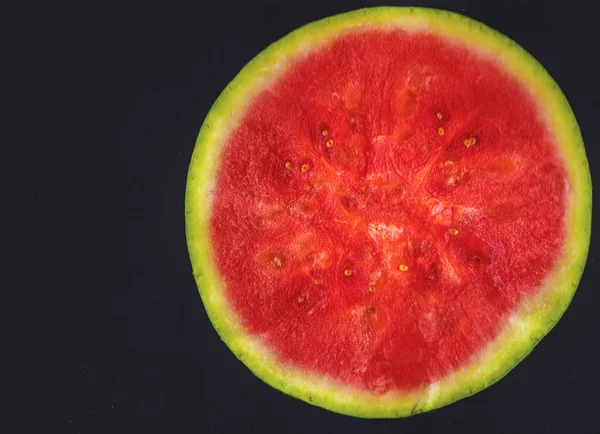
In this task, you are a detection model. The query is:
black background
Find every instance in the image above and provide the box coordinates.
[6,0,599,433]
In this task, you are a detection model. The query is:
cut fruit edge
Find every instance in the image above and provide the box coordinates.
[185,7,591,418]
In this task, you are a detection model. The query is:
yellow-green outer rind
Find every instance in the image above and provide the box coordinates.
[185,7,591,418]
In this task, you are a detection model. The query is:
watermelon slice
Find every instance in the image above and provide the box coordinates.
[185,7,591,417]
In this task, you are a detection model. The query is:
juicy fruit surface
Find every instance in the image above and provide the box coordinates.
[210,30,566,393]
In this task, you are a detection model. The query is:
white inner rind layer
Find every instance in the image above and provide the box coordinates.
[185,7,591,418]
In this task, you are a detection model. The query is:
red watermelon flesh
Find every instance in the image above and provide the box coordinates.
[209,29,566,394]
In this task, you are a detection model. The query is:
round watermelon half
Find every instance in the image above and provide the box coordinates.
[185,7,591,417]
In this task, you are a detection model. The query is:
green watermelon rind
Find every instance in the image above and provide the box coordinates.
[185,7,591,418]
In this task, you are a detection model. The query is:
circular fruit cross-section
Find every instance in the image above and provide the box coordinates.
[186,8,591,418]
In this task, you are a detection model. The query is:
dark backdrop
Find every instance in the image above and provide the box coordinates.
[6,1,599,433]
